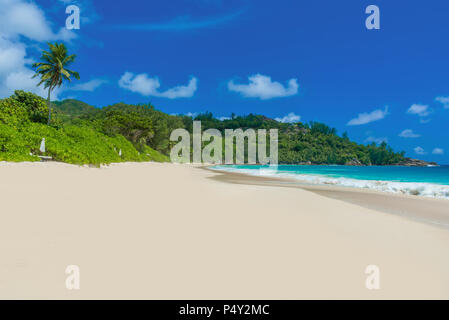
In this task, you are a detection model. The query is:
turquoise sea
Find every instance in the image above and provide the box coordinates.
[212,165,449,199]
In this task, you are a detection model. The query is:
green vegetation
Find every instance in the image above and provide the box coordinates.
[0,90,405,166]
[0,91,168,165]
[0,43,405,166]
[32,42,80,125]
[189,113,405,165]
[53,99,99,118]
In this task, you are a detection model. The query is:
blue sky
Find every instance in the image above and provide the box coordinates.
[1,0,448,163]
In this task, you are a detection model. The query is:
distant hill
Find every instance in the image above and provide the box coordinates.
[0,90,417,166]
[51,99,409,165]
[52,99,100,117]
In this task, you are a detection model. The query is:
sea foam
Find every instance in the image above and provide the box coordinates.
[212,166,449,199]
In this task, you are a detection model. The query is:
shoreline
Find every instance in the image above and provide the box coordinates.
[205,166,449,229]
[1,161,449,299]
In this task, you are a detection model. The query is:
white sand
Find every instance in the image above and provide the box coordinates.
[0,161,448,299]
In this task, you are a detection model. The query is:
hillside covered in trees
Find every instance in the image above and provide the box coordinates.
[0,91,407,165]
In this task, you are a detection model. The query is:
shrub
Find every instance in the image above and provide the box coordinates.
[10,90,48,123]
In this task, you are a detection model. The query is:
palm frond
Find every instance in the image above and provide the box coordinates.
[32,42,80,93]
[66,69,80,80]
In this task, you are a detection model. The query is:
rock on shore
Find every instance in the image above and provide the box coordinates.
[394,157,438,167]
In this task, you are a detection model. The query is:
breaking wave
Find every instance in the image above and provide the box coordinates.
[212,165,449,199]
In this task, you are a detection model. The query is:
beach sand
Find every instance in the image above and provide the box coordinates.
[208,168,449,229]
[1,161,449,299]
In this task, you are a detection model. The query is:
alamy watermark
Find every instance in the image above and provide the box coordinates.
[65,265,80,290]
[365,5,380,30]
[170,121,278,165]
[365,265,380,290]
[62,4,379,32]
[65,5,81,30]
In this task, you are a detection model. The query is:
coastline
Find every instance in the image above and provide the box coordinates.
[206,167,449,229]
[1,161,449,299]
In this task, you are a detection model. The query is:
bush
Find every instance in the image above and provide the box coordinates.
[0,124,39,162]
[0,91,406,166]
[0,98,29,127]
[10,90,48,123]
[0,92,169,165]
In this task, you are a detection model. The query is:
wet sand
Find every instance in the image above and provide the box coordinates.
[1,162,449,299]
[207,167,449,229]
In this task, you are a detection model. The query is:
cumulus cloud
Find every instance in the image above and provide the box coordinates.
[275,112,301,123]
[161,78,197,99]
[0,0,76,99]
[0,0,76,42]
[365,136,388,144]
[435,96,449,109]
[414,146,426,155]
[432,148,444,155]
[407,104,431,117]
[228,74,299,100]
[347,106,388,126]
[69,79,107,92]
[118,72,197,99]
[0,38,62,98]
[399,129,421,138]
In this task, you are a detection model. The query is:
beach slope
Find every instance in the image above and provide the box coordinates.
[0,162,448,299]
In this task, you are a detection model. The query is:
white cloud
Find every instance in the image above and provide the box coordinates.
[228,74,298,100]
[170,112,199,118]
[399,129,421,138]
[160,78,197,99]
[347,106,388,126]
[435,96,449,109]
[118,72,198,99]
[119,72,159,96]
[432,148,444,155]
[0,0,75,42]
[407,104,431,117]
[5,70,47,96]
[185,112,198,118]
[0,39,27,75]
[0,0,76,99]
[365,136,388,144]
[414,146,426,155]
[275,112,301,123]
[0,40,61,99]
[218,116,231,121]
[69,79,107,92]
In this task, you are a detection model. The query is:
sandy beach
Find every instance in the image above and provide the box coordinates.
[1,161,449,299]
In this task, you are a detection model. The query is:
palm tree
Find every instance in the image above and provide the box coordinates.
[32,43,80,125]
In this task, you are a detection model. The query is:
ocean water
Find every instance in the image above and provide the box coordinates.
[212,165,449,199]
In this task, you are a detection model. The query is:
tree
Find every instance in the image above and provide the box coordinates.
[102,110,154,151]
[32,43,80,125]
[10,90,48,124]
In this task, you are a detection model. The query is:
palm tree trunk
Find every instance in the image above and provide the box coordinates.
[47,87,51,125]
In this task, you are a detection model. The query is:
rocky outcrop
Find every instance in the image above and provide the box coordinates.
[345,158,363,166]
[293,158,438,166]
[394,157,438,167]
